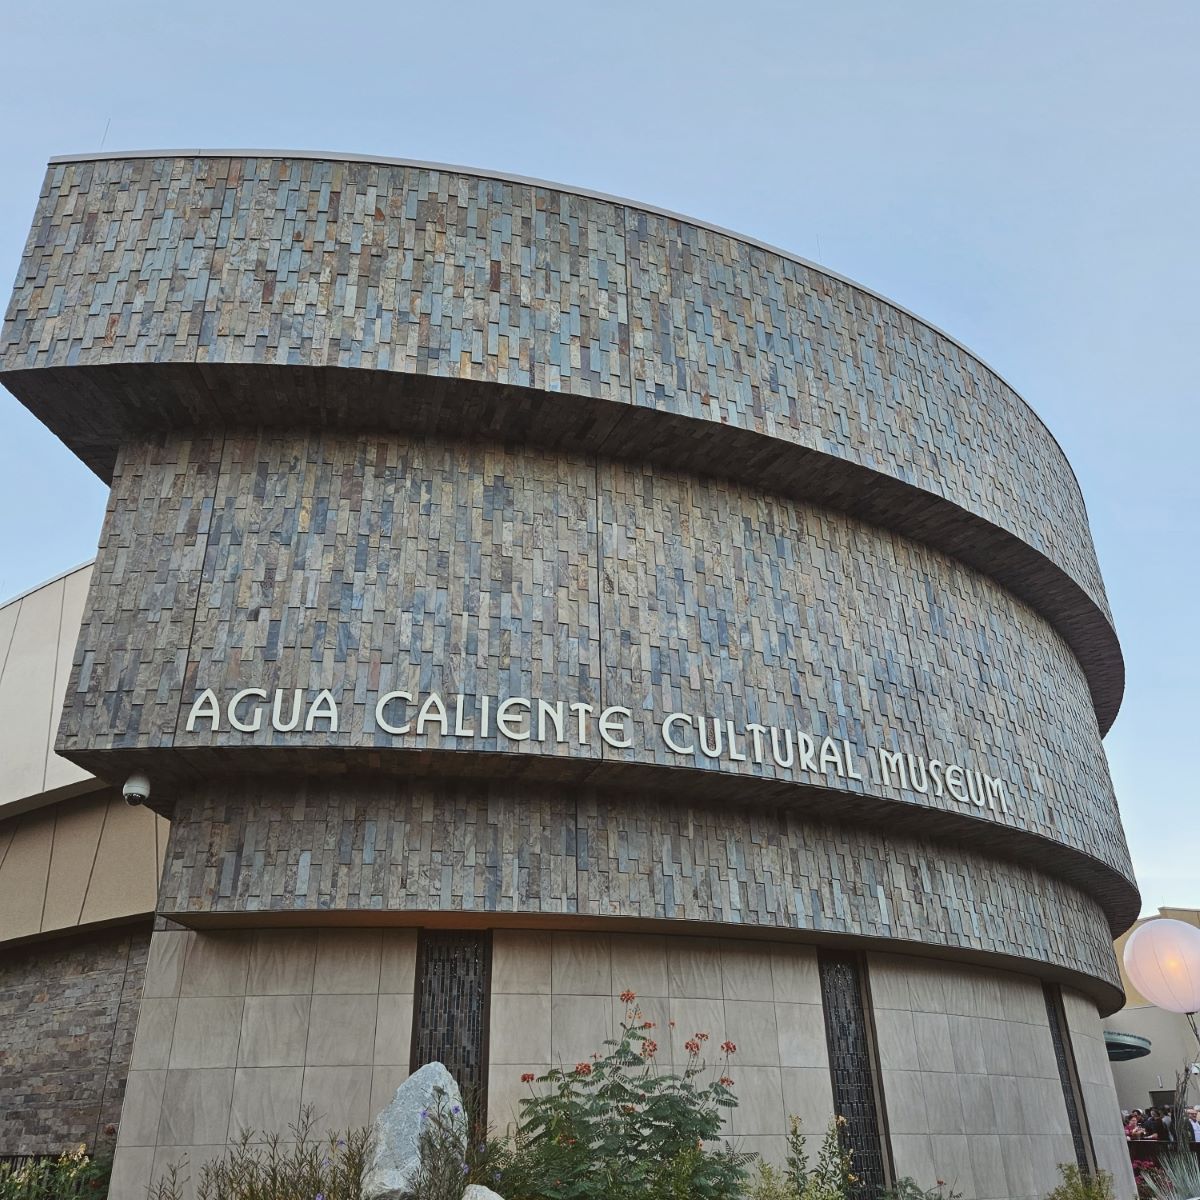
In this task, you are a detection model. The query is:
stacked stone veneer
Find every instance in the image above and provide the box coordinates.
[62,434,1131,903]
[156,779,1119,994]
[0,154,1121,729]
[0,156,1106,617]
[0,153,1140,1198]
[0,924,149,1154]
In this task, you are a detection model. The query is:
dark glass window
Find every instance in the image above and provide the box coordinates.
[819,950,890,1197]
[1043,982,1095,1174]
[411,930,492,1122]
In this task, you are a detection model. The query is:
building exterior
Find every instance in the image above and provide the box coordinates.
[0,151,1138,1200]
[1105,908,1200,1112]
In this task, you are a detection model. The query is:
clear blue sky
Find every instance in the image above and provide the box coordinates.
[1,1,1195,914]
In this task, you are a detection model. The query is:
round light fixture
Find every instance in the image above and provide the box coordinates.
[1124,918,1200,1015]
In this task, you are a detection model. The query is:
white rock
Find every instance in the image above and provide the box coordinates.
[362,1061,463,1200]
[462,1188,505,1200]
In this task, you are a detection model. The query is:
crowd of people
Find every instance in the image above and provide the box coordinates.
[1124,1106,1200,1143]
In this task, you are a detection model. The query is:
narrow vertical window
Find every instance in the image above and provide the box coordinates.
[411,931,492,1123]
[819,949,890,1196]
[1043,982,1096,1175]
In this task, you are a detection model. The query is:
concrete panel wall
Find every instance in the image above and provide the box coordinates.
[111,927,417,1200]
[487,930,833,1166]
[866,952,1130,1200]
[1062,987,1137,1198]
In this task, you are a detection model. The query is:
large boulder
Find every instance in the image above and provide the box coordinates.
[362,1061,463,1200]
[462,1189,505,1200]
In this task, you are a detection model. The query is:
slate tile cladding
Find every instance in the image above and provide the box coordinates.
[0,154,1110,634]
[0,923,149,1155]
[58,432,1132,900]
[155,780,1122,1002]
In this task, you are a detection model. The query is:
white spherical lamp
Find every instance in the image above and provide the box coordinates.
[1124,918,1200,1014]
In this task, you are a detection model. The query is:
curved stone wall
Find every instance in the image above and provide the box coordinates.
[156,776,1122,1007]
[0,151,1136,1003]
[59,433,1133,919]
[0,153,1122,729]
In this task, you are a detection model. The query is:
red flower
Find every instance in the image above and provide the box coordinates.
[575,1061,593,1076]
[720,1040,737,1054]
[643,1040,658,1057]
[620,989,637,1003]
[696,1032,710,1042]
[684,1038,701,1055]
[642,1020,656,1029]
[520,1072,535,1083]
[719,1076,734,1087]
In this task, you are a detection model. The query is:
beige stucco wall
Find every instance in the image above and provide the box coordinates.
[110,927,418,1200]
[487,931,834,1167]
[0,789,166,943]
[0,563,96,814]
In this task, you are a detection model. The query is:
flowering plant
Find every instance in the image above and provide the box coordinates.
[0,1138,113,1200]
[498,990,750,1199]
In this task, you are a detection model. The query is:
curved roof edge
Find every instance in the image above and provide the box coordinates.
[45,148,1088,507]
[1,558,93,612]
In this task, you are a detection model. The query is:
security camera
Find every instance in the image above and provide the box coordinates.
[122,773,151,806]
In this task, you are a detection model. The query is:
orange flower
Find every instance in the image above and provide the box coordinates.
[620,989,637,1003]
[720,1040,736,1054]
[575,1061,593,1076]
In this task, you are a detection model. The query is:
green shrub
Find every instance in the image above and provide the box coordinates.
[745,1115,856,1200]
[0,1142,113,1200]
[1043,1163,1117,1200]
[400,1094,510,1200]
[150,1107,368,1200]
[495,990,752,1200]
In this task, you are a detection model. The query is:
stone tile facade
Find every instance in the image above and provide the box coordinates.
[154,780,1120,999]
[0,923,149,1155]
[0,154,1122,730]
[111,927,417,1200]
[59,432,1133,925]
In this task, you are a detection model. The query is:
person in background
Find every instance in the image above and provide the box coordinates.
[1126,1109,1147,1139]
[1184,1106,1200,1145]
